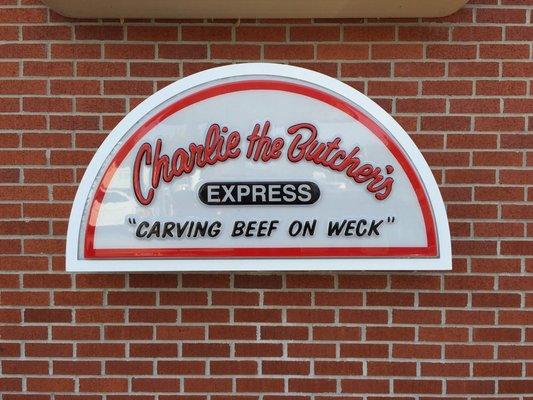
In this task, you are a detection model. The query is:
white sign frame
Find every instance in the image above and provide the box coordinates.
[66,63,451,272]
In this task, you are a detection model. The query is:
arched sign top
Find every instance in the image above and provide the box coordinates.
[67,63,451,271]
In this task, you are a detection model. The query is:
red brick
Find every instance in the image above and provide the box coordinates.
[423,80,473,95]
[447,379,495,394]
[473,362,522,377]
[480,44,530,59]
[235,274,282,289]
[344,26,394,41]
[235,308,281,323]
[107,291,156,306]
[183,273,230,288]
[24,61,73,77]
[474,222,524,237]
[211,291,259,305]
[104,80,153,95]
[288,343,334,358]
[477,80,526,96]
[315,361,362,377]
[76,309,125,323]
[75,25,124,40]
[395,62,445,77]
[474,328,521,342]
[130,343,178,358]
[341,379,389,394]
[372,44,423,59]
[209,325,257,340]
[265,44,314,60]
[506,25,533,41]
[447,204,498,219]
[449,61,499,77]
[77,61,127,77]
[395,379,442,394]
[446,310,495,325]
[27,378,75,392]
[476,116,525,132]
[368,81,418,96]
[53,361,101,375]
[76,274,125,288]
[264,291,311,306]
[397,98,446,113]
[503,204,533,219]
[236,26,285,42]
[104,44,154,59]
[427,44,476,59]
[183,25,232,41]
[260,325,309,340]
[477,7,526,23]
[25,343,74,358]
[368,361,417,376]
[289,378,336,393]
[399,26,449,41]
[499,380,533,394]
[157,361,205,375]
[182,343,229,358]
[23,25,72,40]
[500,169,533,185]
[342,62,391,77]
[24,308,71,323]
[160,291,207,305]
[366,327,414,341]
[132,378,180,392]
[472,258,522,273]
[291,26,340,41]
[393,344,441,359]
[51,80,100,95]
[317,44,367,60]
[52,44,101,59]
[211,44,260,60]
[393,309,441,324]
[0,44,46,58]
[452,26,502,41]
[130,62,179,77]
[503,61,533,77]
[127,26,178,41]
[313,326,360,341]
[263,361,310,375]
[367,292,414,306]
[181,308,228,323]
[3,360,49,375]
[1,291,49,306]
[338,275,387,289]
[315,291,362,306]
[0,26,19,41]
[447,274,495,291]
[76,98,125,113]
[79,378,127,393]
[210,361,257,375]
[184,378,232,393]
[105,325,153,340]
[287,309,334,323]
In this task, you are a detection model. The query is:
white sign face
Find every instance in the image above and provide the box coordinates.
[67,63,451,271]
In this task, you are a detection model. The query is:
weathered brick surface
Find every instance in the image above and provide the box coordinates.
[0,0,531,397]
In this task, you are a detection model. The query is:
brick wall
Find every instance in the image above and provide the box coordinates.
[1,0,532,397]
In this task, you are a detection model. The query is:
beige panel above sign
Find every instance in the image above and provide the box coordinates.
[42,0,468,19]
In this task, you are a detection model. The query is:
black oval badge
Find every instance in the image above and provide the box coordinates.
[199,181,320,206]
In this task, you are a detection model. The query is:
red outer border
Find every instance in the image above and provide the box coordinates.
[84,80,437,259]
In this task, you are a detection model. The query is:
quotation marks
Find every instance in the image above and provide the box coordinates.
[387,216,396,223]
[127,217,137,225]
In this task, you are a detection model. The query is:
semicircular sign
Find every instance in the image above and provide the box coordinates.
[67,63,451,271]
